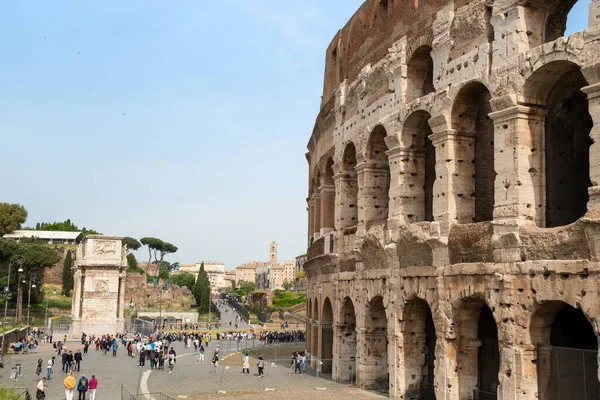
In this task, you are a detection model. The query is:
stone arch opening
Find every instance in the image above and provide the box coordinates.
[307,297,312,356]
[338,143,358,229]
[359,295,389,390]
[406,46,434,103]
[336,297,357,383]
[402,298,437,399]
[451,82,495,223]
[401,111,436,222]
[454,299,499,399]
[320,158,335,234]
[522,60,592,227]
[523,1,585,47]
[363,126,391,224]
[312,299,319,357]
[321,297,334,373]
[530,302,599,399]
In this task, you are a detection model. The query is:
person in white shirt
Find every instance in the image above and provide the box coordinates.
[36,377,46,399]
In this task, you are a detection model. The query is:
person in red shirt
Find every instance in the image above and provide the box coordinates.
[88,375,98,400]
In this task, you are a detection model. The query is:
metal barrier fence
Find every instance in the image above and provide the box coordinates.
[537,344,599,400]
[132,318,154,337]
[473,388,497,400]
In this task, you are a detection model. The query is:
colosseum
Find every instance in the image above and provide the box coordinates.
[304,1,600,399]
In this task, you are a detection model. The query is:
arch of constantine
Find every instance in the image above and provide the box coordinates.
[305,1,600,399]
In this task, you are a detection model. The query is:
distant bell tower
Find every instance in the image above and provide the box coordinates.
[269,241,278,267]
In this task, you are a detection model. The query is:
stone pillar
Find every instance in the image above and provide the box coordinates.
[429,115,476,225]
[435,336,458,400]
[313,193,321,240]
[582,82,600,213]
[489,104,546,227]
[512,345,537,400]
[333,323,358,382]
[308,198,315,242]
[356,162,390,226]
[334,168,359,229]
[311,320,320,364]
[590,0,600,28]
[356,327,389,389]
[320,184,335,235]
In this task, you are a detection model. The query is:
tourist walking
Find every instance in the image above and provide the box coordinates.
[168,352,175,373]
[242,353,250,374]
[35,359,43,381]
[36,377,47,399]
[211,353,219,373]
[64,371,76,400]
[257,355,265,377]
[77,374,89,400]
[112,341,118,357]
[88,375,98,400]
[198,344,205,363]
[75,350,83,372]
[47,357,54,380]
[288,352,297,375]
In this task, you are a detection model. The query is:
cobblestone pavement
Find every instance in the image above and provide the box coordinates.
[0,339,381,399]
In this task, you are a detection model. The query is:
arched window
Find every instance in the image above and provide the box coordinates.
[363,126,390,224]
[522,61,592,227]
[451,82,496,223]
[406,46,434,103]
[401,111,436,222]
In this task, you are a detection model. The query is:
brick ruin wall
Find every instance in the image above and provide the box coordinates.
[305,0,600,399]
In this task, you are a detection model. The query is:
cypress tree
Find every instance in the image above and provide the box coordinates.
[62,250,74,296]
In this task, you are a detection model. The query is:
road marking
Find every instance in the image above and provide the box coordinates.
[139,352,197,400]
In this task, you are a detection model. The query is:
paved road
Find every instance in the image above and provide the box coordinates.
[214,299,249,330]
[0,339,384,399]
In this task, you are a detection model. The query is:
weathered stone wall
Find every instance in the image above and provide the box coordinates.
[306,1,600,399]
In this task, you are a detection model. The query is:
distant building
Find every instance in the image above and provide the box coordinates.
[224,270,236,289]
[234,261,263,287]
[295,254,307,277]
[254,242,296,291]
[202,262,226,294]
[3,230,82,245]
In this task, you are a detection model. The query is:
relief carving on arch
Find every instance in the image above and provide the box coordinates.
[92,240,118,256]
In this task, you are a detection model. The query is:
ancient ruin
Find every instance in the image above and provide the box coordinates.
[70,236,127,337]
[304,1,600,399]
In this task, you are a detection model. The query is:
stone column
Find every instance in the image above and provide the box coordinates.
[334,168,359,230]
[333,323,358,382]
[582,82,600,213]
[356,326,389,389]
[306,199,311,244]
[489,104,546,227]
[311,320,320,364]
[429,115,476,225]
[308,198,315,242]
[591,0,600,28]
[356,161,390,227]
[117,272,126,329]
[320,184,335,235]
[511,345,537,400]
[313,193,322,240]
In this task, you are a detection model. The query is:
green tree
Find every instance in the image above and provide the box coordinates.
[282,280,293,291]
[193,262,211,314]
[126,253,144,274]
[0,238,60,304]
[169,272,195,290]
[122,237,141,252]
[140,237,162,272]
[235,280,255,297]
[158,267,169,281]
[0,203,28,235]
[62,250,74,296]
[33,219,100,236]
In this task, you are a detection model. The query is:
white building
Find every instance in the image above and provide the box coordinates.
[4,230,82,245]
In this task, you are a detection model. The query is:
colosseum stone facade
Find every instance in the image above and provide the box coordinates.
[304,1,600,399]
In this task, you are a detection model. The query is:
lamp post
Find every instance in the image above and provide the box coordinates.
[158,285,168,329]
[26,273,36,334]
[16,268,26,324]
[1,255,24,356]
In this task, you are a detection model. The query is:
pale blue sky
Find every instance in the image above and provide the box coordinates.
[0,1,590,269]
